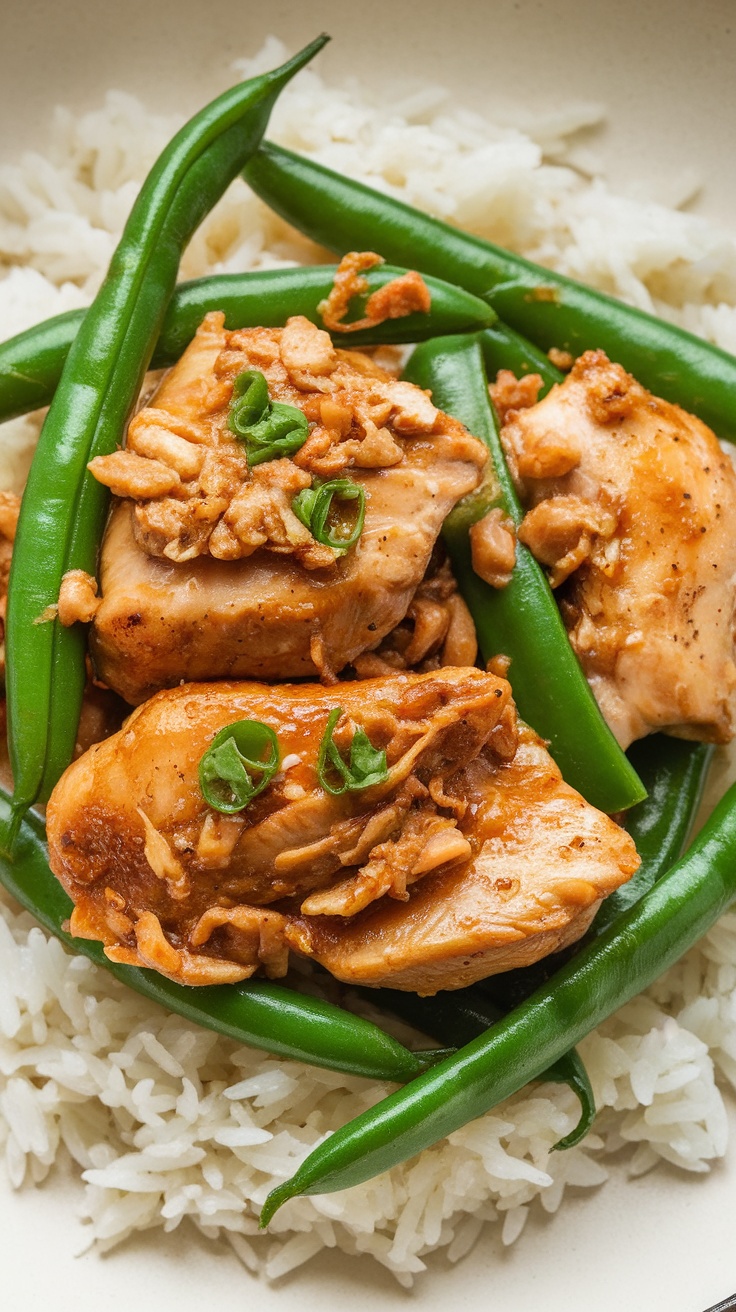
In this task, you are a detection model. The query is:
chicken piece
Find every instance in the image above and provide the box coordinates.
[46,668,639,992]
[89,318,486,704]
[300,723,639,993]
[500,350,736,749]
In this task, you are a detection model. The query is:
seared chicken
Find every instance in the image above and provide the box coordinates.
[87,313,487,703]
[496,351,736,749]
[46,668,639,994]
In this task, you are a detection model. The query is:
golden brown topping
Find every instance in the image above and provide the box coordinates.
[517,493,619,588]
[57,570,101,627]
[89,449,182,499]
[469,508,517,589]
[207,460,337,570]
[318,251,431,335]
[548,347,574,371]
[87,312,461,570]
[490,369,543,427]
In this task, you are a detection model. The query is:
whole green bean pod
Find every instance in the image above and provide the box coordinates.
[260,777,736,1222]
[0,266,495,424]
[0,789,446,1083]
[404,333,645,813]
[5,39,328,831]
[370,735,712,1139]
[244,143,736,440]
[359,987,595,1151]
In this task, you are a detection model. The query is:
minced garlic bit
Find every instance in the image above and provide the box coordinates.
[56,569,101,627]
[318,250,431,334]
[548,346,574,371]
[489,369,544,428]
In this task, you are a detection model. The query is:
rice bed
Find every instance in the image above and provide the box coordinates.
[1,38,736,1285]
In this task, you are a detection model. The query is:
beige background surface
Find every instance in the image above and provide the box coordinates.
[1,2,736,1308]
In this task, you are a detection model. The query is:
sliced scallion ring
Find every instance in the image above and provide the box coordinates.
[316,706,389,796]
[227,368,309,465]
[293,477,366,552]
[198,719,280,814]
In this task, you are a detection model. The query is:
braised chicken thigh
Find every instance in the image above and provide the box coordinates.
[496,351,736,749]
[46,668,639,994]
[87,313,487,703]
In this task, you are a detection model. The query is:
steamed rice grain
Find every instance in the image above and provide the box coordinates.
[1,38,736,1284]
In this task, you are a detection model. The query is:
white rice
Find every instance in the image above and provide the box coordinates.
[1,37,736,1285]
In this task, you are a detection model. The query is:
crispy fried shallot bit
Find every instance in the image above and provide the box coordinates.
[489,369,544,427]
[317,250,432,334]
[46,669,639,992]
[87,311,460,572]
[500,349,736,748]
[317,250,383,331]
[56,570,101,627]
[548,347,574,371]
[469,508,517,589]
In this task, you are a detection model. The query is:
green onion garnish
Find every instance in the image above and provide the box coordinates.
[198,719,280,814]
[316,707,389,796]
[292,477,366,552]
[228,368,309,465]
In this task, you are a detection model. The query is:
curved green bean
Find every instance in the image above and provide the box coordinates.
[362,986,595,1151]
[5,39,328,832]
[0,266,495,424]
[261,777,736,1222]
[244,142,736,441]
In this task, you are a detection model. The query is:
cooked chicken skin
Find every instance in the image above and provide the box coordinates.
[498,351,736,749]
[46,669,639,993]
[89,315,487,703]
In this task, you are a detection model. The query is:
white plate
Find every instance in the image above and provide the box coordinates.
[2,3,736,1309]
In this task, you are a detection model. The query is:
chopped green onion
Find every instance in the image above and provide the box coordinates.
[228,368,309,465]
[229,369,270,429]
[317,706,389,796]
[293,477,366,553]
[199,719,280,814]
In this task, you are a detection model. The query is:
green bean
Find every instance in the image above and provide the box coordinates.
[260,777,736,1222]
[361,987,595,1151]
[244,142,736,440]
[0,789,447,1084]
[479,322,563,394]
[404,332,645,813]
[0,266,496,425]
[5,39,328,834]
